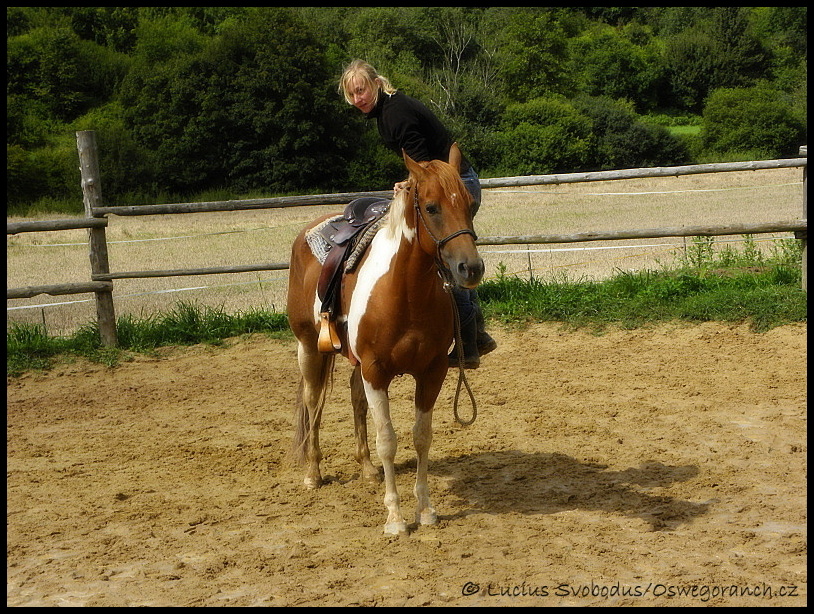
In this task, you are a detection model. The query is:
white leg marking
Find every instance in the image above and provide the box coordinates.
[363,378,407,535]
[413,409,437,526]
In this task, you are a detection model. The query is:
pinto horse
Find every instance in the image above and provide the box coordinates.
[286,145,483,534]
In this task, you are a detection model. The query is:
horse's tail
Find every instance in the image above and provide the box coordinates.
[290,353,336,466]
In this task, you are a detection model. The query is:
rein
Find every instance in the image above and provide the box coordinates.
[412,184,478,427]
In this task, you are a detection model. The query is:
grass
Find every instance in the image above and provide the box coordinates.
[480,263,805,332]
[666,125,702,138]
[6,236,806,376]
[479,236,806,332]
[7,303,291,377]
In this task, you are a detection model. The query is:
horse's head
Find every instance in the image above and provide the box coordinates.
[402,146,484,289]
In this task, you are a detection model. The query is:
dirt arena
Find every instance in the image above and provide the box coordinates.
[6,321,807,606]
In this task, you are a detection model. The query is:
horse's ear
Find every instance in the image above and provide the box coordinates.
[448,142,461,173]
[402,149,425,179]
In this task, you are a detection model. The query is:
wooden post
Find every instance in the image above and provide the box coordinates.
[76,130,118,346]
[799,146,807,292]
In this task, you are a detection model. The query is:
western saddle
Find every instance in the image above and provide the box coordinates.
[314,196,390,352]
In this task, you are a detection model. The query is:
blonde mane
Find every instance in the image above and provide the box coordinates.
[384,183,411,239]
[425,160,467,210]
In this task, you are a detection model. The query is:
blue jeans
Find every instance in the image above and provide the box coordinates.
[460,167,482,217]
[454,167,483,325]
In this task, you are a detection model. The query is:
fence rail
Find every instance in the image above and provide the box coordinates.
[477,220,807,246]
[7,218,108,234]
[90,159,805,218]
[6,131,808,346]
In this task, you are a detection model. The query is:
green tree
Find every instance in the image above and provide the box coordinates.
[215,8,353,193]
[69,7,139,52]
[116,15,211,193]
[491,96,593,175]
[574,96,689,170]
[664,7,770,112]
[492,9,572,102]
[568,24,665,112]
[118,8,355,197]
[701,84,806,158]
[343,7,437,77]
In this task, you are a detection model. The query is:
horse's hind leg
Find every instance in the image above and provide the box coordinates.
[350,366,381,483]
[293,341,331,489]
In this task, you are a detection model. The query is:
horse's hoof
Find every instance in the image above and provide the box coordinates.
[304,476,322,489]
[363,465,382,484]
[416,509,438,526]
[383,520,408,535]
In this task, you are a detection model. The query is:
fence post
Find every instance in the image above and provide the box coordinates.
[800,146,807,292]
[76,130,118,346]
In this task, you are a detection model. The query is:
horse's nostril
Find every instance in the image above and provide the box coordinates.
[458,259,484,282]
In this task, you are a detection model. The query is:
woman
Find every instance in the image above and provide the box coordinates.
[339,59,496,368]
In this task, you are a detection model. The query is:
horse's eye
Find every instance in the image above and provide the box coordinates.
[425,203,440,216]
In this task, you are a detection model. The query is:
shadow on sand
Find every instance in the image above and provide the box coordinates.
[427,450,709,531]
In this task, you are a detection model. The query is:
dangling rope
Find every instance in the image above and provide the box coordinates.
[413,183,478,426]
[439,269,478,426]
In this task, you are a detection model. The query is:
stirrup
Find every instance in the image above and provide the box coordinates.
[318,312,341,352]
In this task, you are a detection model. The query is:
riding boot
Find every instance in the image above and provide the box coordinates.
[448,313,480,369]
[472,289,497,356]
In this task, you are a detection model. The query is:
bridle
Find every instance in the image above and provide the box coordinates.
[410,181,479,426]
[411,183,478,262]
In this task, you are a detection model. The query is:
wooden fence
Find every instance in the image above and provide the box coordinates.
[7,131,808,346]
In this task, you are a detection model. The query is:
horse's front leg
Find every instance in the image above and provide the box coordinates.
[413,372,444,527]
[363,378,407,535]
[413,407,437,526]
[350,365,380,483]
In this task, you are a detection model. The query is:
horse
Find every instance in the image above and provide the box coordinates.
[286,144,484,535]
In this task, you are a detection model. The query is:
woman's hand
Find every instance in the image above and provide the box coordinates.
[393,181,409,196]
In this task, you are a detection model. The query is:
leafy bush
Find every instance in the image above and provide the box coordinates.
[701,83,806,157]
[491,96,593,175]
[568,25,664,112]
[574,96,690,169]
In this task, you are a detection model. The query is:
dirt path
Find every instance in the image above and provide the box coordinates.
[6,322,807,606]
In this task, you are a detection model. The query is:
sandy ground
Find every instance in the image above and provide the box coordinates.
[6,322,807,606]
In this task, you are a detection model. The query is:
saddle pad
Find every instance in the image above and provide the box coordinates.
[345,218,384,273]
[305,215,344,265]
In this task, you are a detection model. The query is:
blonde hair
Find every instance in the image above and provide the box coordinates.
[339,60,397,107]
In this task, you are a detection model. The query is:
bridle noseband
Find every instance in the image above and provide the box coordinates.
[412,184,478,257]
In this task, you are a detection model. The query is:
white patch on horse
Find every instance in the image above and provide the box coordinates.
[346,226,401,359]
[311,292,321,326]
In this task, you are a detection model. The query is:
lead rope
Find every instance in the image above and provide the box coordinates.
[440,267,478,426]
[413,185,478,426]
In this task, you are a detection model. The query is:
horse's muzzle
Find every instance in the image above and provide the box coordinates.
[453,256,485,289]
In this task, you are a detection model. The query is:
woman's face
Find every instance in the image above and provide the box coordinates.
[349,75,377,114]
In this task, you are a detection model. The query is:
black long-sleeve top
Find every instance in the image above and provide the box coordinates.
[365,91,471,172]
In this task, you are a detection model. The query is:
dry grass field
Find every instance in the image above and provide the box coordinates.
[6,167,805,336]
